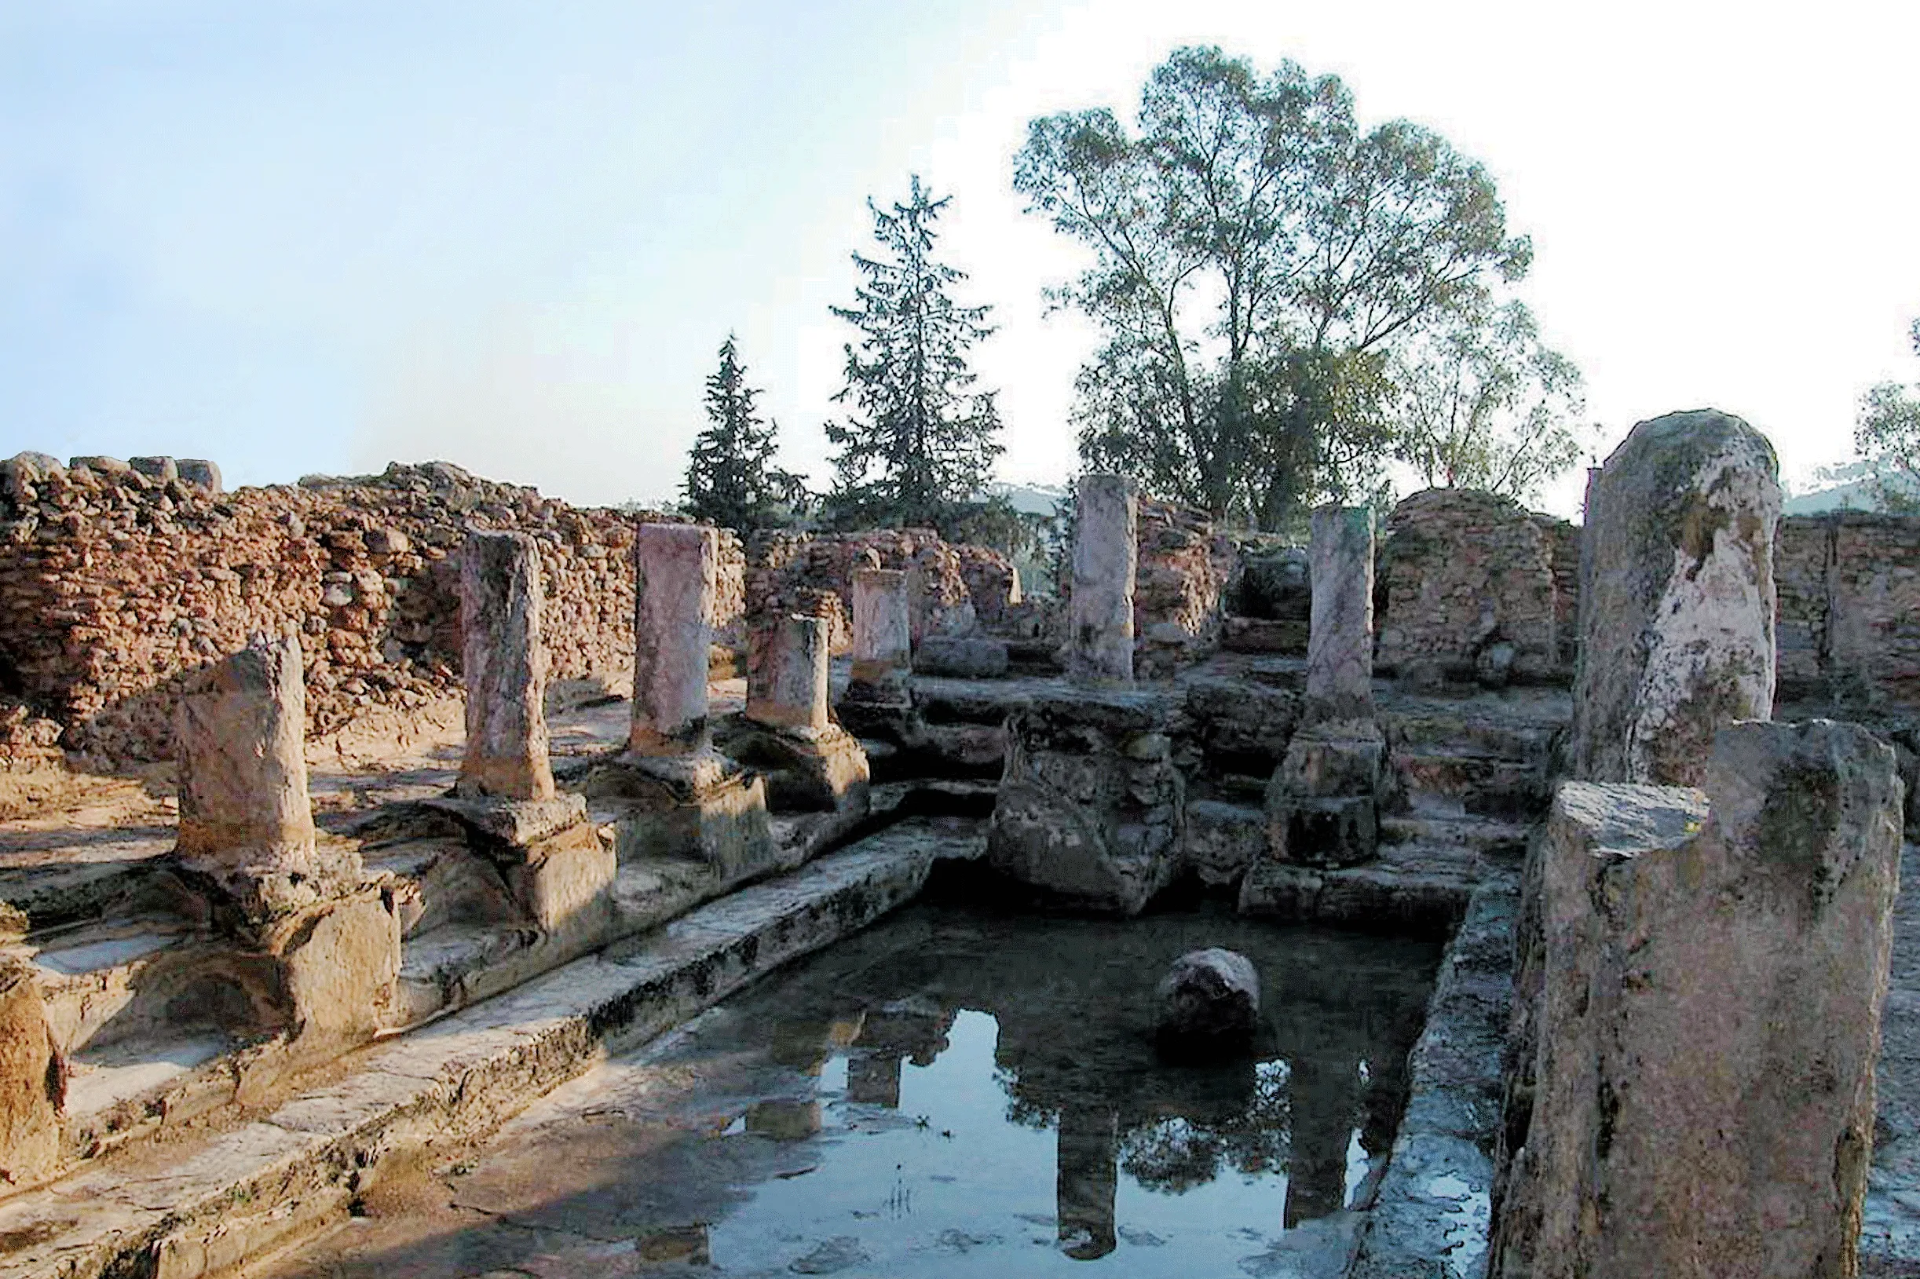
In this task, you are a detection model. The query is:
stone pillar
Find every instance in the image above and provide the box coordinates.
[728,610,870,817]
[175,634,401,1041]
[631,523,719,757]
[851,568,912,685]
[1492,719,1903,1278]
[596,523,776,879]
[1068,474,1137,684]
[457,530,555,802]
[1304,504,1375,726]
[175,633,332,917]
[1057,1105,1119,1260]
[747,614,830,732]
[1572,408,1782,788]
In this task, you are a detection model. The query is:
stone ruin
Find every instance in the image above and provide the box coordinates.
[1,414,1918,1276]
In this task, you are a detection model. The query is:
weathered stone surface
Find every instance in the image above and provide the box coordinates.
[457,530,555,801]
[1775,510,1920,712]
[175,634,353,920]
[1257,721,1383,871]
[176,458,221,493]
[849,568,912,681]
[268,887,404,1044]
[1154,948,1260,1057]
[631,523,720,757]
[1377,489,1559,686]
[603,752,777,882]
[0,956,63,1190]
[1068,474,1137,685]
[912,635,1009,679]
[1180,800,1265,887]
[127,456,178,483]
[721,719,872,816]
[1305,505,1375,724]
[985,691,1183,914]
[746,613,830,732]
[1572,408,1782,787]
[1493,719,1903,1279]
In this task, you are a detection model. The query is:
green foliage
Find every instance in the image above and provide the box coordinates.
[683,335,810,530]
[1855,318,1920,513]
[1014,46,1549,530]
[825,176,1004,531]
[1391,299,1589,501]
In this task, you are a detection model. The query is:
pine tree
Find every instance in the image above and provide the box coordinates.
[825,176,1003,530]
[683,336,805,530]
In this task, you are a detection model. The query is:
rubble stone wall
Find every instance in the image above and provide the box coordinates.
[0,456,744,765]
[1774,511,1920,712]
[1374,489,1560,682]
[1133,496,1236,678]
[743,529,1010,655]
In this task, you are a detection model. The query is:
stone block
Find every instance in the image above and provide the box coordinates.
[0,956,63,1190]
[985,691,1183,914]
[1180,800,1265,887]
[1493,719,1904,1279]
[600,751,777,882]
[128,455,178,482]
[267,887,403,1044]
[1273,721,1385,798]
[1572,409,1782,787]
[176,458,222,492]
[912,635,1009,678]
[1269,795,1378,869]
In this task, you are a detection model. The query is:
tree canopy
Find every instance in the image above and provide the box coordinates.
[825,176,1004,530]
[682,335,807,530]
[1854,318,1920,513]
[1014,46,1562,529]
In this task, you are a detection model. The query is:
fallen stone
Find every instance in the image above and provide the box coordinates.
[1155,948,1260,1058]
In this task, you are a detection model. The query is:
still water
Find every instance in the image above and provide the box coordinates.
[272,903,1439,1279]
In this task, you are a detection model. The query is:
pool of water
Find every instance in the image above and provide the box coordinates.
[274,902,1440,1279]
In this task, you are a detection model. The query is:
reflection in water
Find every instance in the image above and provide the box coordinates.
[639,902,1441,1276]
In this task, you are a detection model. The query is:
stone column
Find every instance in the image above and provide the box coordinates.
[851,568,912,685]
[1304,504,1375,726]
[457,530,555,801]
[747,614,830,732]
[0,956,62,1190]
[174,634,401,1042]
[1068,474,1137,684]
[175,633,331,916]
[631,523,719,757]
[1572,408,1781,788]
[1492,719,1903,1278]
[1056,1105,1119,1260]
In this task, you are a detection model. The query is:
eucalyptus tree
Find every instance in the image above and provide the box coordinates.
[1015,46,1544,529]
[1854,318,1920,512]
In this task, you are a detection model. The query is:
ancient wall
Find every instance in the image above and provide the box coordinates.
[1774,512,1920,712]
[1133,496,1236,678]
[0,455,744,765]
[1374,489,1561,683]
[743,529,1008,655]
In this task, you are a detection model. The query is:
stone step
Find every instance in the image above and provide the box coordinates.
[0,823,949,1279]
[1379,814,1535,857]
[1387,750,1550,819]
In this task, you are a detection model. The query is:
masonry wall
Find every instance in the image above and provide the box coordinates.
[1774,511,1920,712]
[1374,489,1561,682]
[0,457,746,765]
[742,528,1009,655]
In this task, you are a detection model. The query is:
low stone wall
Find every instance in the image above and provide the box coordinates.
[0,455,744,765]
[1775,511,1920,712]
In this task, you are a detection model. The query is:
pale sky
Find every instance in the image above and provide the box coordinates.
[4,0,1917,518]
